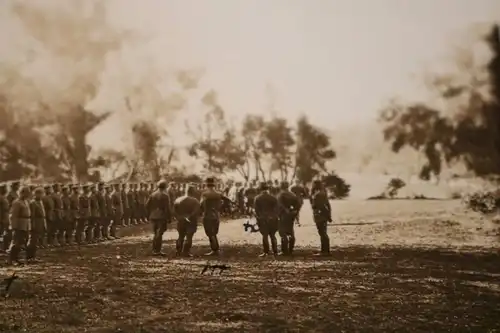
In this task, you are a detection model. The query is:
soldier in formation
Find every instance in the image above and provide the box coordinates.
[0,177,332,264]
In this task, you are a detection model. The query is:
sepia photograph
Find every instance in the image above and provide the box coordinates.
[0,0,500,332]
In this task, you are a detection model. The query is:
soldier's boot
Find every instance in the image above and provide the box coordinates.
[85,228,93,243]
[270,234,279,255]
[320,235,330,255]
[93,226,101,242]
[75,231,82,245]
[279,237,289,256]
[288,236,296,255]
[109,223,118,239]
[175,237,184,256]
[260,235,270,257]
[205,236,219,256]
[2,231,11,252]
[182,235,193,257]
[56,230,65,247]
[8,245,22,266]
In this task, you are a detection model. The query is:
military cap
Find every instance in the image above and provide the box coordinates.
[52,183,60,188]
[44,185,52,190]
[72,185,79,190]
[157,180,167,189]
[205,177,215,186]
[34,187,44,195]
[280,181,289,189]
[259,182,269,190]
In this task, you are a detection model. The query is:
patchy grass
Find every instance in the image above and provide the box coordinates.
[1,200,499,333]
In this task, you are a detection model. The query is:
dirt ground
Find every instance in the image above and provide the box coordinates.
[1,200,499,333]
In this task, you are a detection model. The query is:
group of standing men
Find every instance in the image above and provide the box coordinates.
[157,177,333,258]
[0,181,157,266]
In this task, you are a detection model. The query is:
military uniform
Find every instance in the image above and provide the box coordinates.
[277,182,301,255]
[146,180,172,255]
[3,181,20,251]
[0,184,9,251]
[111,184,123,238]
[289,182,308,225]
[69,185,81,244]
[51,184,65,246]
[88,187,100,242]
[200,177,223,256]
[77,185,91,244]
[43,186,56,246]
[121,184,130,226]
[254,182,279,256]
[173,186,200,256]
[127,184,137,225]
[61,186,72,244]
[27,188,46,261]
[8,186,31,265]
[95,183,107,240]
[310,180,332,255]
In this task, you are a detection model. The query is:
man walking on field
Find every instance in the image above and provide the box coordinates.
[200,177,223,256]
[146,180,172,256]
[173,184,201,257]
[310,179,332,256]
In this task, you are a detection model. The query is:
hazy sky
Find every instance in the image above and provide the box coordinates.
[105,0,500,128]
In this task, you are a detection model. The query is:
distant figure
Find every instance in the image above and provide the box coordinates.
[8,186,31,265]
[254,182,279,256]
[310,179,332,256]
[173,184,201,257]
[200,177,223,256]
[289,179,308,225]
[277,181,301,256]
[146,180,172,256]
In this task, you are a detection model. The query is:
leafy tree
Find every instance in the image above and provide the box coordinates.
[261,116,295,181]
[241,114,267,181]
[294,115,336,183]
[323,172,350,199]
[379,24,500,180]
[385,177,406,198]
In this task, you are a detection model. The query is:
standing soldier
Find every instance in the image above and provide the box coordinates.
[27,187,46,262]
[145,180,172,256]
[3,181,20,251]
[254,182,279,257]
[127,183,137,225]
[0,184,9,252]
[95,182,107,241]
[111,183,123,239]
[200,177,223,256]
[310,179,332,256]
[173,184,201,257]
[43,185,56,247]
[88,185,100,243]
[138,183,148,223]
[276,181,301,256]
[104,185,114,239]
[244,183,258,216]
[69,185,80,244]
[61,186,72,245]
[77,185,91,245]
[121,183,129,227]
[7,186,31,265]
[51,183,64,246]
[289,179,308,226]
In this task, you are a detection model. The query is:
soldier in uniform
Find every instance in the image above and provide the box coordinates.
[200,177,223,256]
[0,184,9,252]
[310,179,332,256]
[111,183,123,238]
[191,182,202,201]
[289,179,308,225]
[167,182,177,216]
[276,181,301,256]
[88,185,100,243]
[51,183,64,246]
[244,182,258,216]
[103,185,114,239]
[27,187,46,262]
[60,186,72,245]
[77,185,91,244]
[138,183,149,223]
[254,182,279,256]
[127,183,137,225]
[43,185,56,247]
[121,183,130,226]
[3,181,20,251]
[7,186,31,265]
[145,180,172,256]
[95,182,107,241]
[173,184,201,257]
[69,185,80,244]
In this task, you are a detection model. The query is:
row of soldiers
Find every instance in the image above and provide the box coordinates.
[162,177,331,258]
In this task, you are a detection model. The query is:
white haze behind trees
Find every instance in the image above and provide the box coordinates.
[1,0,499,197]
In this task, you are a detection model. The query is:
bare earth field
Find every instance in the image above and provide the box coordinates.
[1,200,500,333]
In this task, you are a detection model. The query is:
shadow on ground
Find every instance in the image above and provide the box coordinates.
[1,234,499,333]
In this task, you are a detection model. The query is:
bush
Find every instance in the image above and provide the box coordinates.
[463,190,500,214]
[322,172,351,199]
[386,178,406,198]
